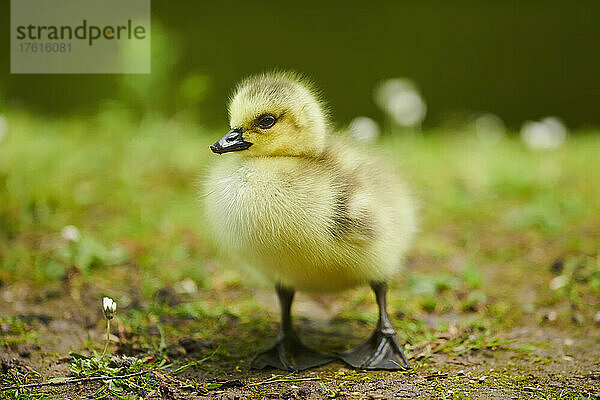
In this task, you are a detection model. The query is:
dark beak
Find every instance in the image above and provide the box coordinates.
[210,128,253,154]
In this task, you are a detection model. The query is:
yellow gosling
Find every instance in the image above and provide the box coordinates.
[204,71,416,371]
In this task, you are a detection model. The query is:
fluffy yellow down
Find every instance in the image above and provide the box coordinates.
[204,72,416,292]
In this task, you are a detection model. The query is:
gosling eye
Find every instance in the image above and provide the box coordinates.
[257,114,277,129]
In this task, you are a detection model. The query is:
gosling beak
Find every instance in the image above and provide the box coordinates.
[210,128,253,154]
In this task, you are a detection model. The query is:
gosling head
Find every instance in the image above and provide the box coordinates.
[210,71,329,158]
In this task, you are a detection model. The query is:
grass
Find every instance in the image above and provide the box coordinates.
[0,108,599,399]
[0,316,39,348]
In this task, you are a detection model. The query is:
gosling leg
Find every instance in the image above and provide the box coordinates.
[338,281,410,370]
[251,284,336,371]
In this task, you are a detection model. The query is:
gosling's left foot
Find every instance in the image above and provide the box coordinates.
[338,329,410,370]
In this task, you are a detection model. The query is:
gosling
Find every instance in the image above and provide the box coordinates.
[204,71,416,371]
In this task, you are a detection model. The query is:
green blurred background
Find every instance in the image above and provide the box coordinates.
[1,0,599,129]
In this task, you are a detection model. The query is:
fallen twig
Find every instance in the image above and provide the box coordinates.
[0,371,148,391]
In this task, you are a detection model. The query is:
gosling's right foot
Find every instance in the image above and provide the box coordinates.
[251,334,336,371]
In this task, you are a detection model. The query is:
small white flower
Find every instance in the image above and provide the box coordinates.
[102,297,117,320]
[61,225,80,243]
[386,91,427,127]
[348,116,380,142]
[374,78,427,127]
[521,117,567,150]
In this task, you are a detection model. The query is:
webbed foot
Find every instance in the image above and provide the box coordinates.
[251,334,336,371]
[338,329,410,370]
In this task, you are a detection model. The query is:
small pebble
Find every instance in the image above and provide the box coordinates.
[549,275,568,290]
[564,338,574,346]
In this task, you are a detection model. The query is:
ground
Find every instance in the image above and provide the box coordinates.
[0,111,599,399]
